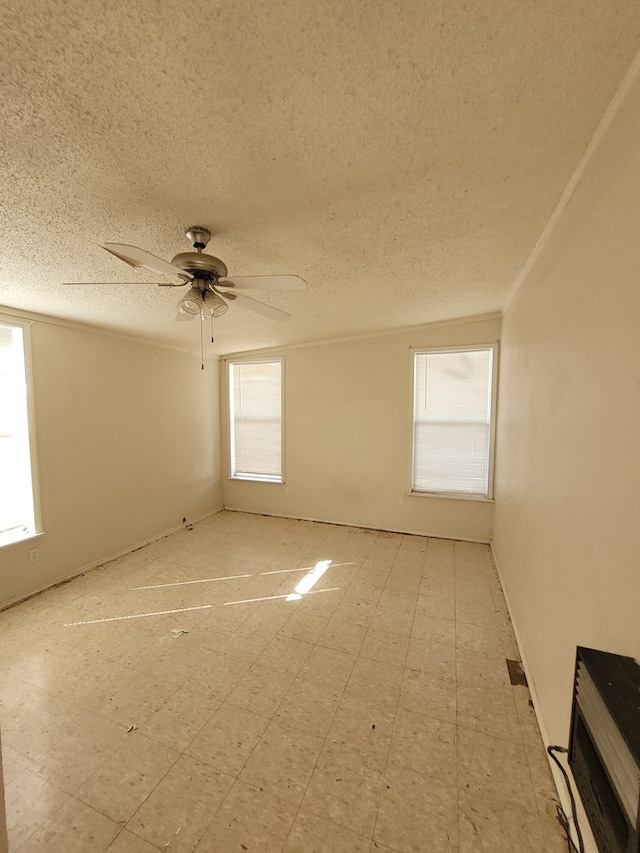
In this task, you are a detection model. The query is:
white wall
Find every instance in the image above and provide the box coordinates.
[493,64,640,850]
[0,312,223,607]
[222,315,500,542]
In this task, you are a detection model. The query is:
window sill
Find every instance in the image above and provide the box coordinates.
[408,491,494,504]
[0,529,44,550]
[229,475,284,484]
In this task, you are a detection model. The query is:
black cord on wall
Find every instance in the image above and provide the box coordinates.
[547,745,585,853]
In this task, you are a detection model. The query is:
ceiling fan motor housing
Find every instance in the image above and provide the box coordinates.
[170,252,228,280]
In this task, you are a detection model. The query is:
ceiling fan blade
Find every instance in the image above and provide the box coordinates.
[231,292,291,321]
[102,243,193,280]
[174,311,196,322]
[63,281,177,287]
[217,275,306,291]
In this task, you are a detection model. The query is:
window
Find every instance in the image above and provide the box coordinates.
[0,318,40,545]
[412,345,497,499]
[228,358,283,482]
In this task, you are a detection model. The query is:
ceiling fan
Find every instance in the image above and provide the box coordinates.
[65,226,307,326]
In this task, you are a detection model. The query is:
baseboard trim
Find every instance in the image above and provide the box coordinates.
[0,508,224,611]
[222,506,490,544]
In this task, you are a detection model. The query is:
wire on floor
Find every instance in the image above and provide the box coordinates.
[547,745,585,853]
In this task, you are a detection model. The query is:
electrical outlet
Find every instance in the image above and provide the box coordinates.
[398,497,405,508]
[285,487,291,496]
[29,548,39,563]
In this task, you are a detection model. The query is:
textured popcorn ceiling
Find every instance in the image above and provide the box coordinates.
[1,1,639,355]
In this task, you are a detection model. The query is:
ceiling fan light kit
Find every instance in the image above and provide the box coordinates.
[205,291,230,318]
[65,227,307,364]
[177,289,202,315]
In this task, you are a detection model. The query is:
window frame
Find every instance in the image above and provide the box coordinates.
[410,343,498,502]
[227,356,285,484]
[0,314,42,547]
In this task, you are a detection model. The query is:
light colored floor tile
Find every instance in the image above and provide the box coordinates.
[240,719,324,805]
[53,658,146,713]
[500,624,521,661]
[106,830,161,852]
[359,627,410,667]
[127,755,234,852]
[368,604,415,637]
[95,671,181,729]
[185,701,269,775]
[194,779,297,853]
[3,635,82,690]
[454,602,499,630]
[4,768,69,850]
[375,764,458,853]
[283,809,371,853]
[331,602,375,630]
[18,796,121,853]
[138,681,223,752]
[385,569,422,594]
[343,657,404,709]
[457,728,533,806]
[3,698,126,794]
[377,586,417,609]
[398,666,456,721]
[0,675,56,731]
[218,627,277,664]
[278,612,330,644]
[318,619,368,656]
[456,647,510,690]
[181,652,251,700]
[456,620,503,657]
[456,682,521,740]
[523,728,559,802]
[327,695,394,770]
[536,796,572,853]
[298,645,357,690]
[1,749,26,785]
[405,636,456,672]
[241,602,292,634]
[455,586,496,615]
[414,591,455,620]
[340,582,381,610]
[275,676,343,736]
[0,513,568,853]
[227,663,296,718]
[411,613,456,645]
[301,741,383,838]
[458,789,545,852]
[399,535,429,554]
[75,732,180,825]
[388,707,457,786]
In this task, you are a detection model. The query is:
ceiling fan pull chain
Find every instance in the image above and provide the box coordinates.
[211,314,215,344]
[200,312,204,370]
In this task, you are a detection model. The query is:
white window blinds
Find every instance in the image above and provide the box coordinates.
[412,347,495,498]
[0,321,37,544]
[229,359,283,482]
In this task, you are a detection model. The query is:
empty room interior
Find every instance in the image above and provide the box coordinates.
[1,2,640,852]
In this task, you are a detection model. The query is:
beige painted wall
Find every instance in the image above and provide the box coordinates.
[0,313,223,607]
[493,64,640,851]
[222,316,500,542]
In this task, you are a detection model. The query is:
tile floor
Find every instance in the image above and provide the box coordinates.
[0,511,568,852]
